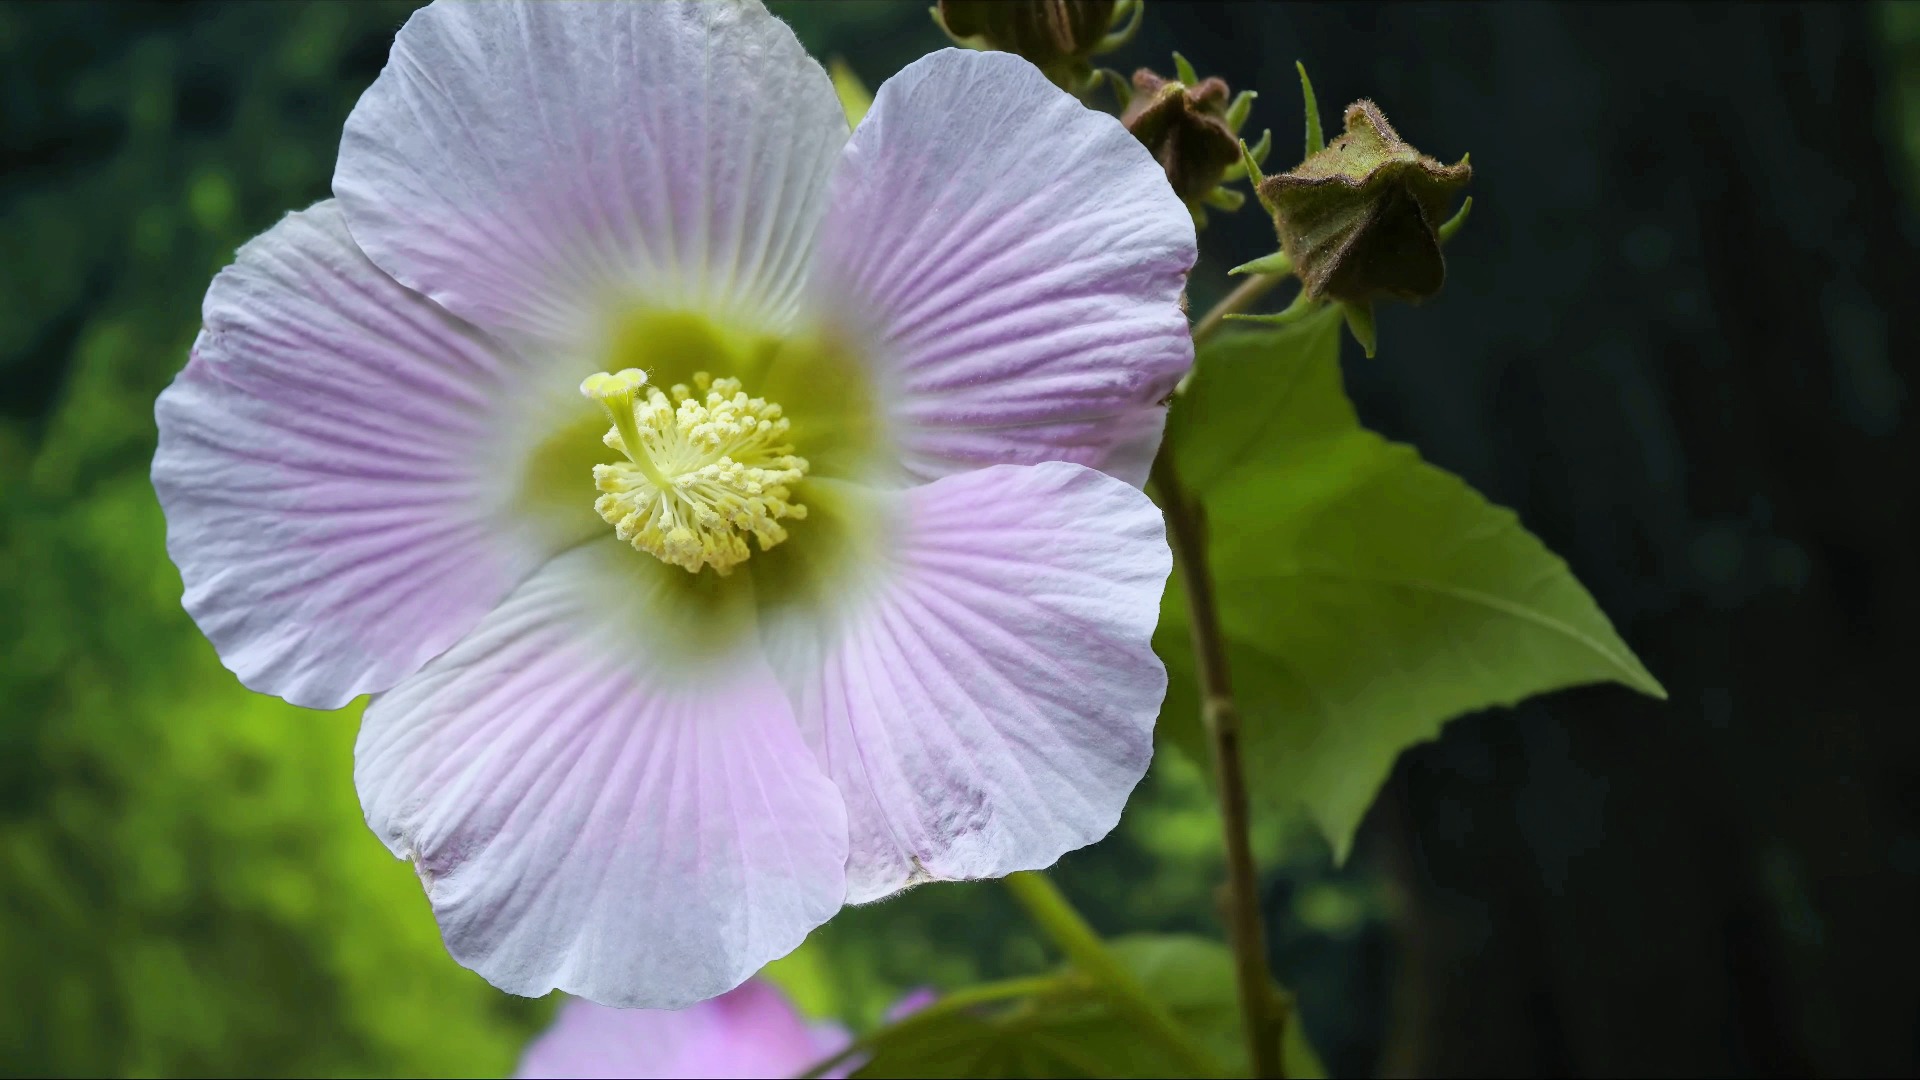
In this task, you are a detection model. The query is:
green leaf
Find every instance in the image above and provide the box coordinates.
[1102,936,1326,1080]
[1157,310,1665,860]
[850,935,1324,1079]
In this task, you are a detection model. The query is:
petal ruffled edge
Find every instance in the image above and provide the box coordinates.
[357,539,849,1007]
[153,202,552,709]
[335,0,849,349]
[765,461,1171,902]
[810,49,1196,489]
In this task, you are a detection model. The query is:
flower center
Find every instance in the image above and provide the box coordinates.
[580,368,809,575]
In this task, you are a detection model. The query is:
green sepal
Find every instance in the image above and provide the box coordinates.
[1240,138,1272,210]
[1228,249,1294,277]
[1173,50,1199,86]
[1244,126,1272,168]
[1437,194,1474,244]
[1340,300,1377,358]
[1222,128,1271,181]
[1203,186,1246,211]
[1096,0,1145,53]
[1297,60,1324,156]
[1225,89,1258,134]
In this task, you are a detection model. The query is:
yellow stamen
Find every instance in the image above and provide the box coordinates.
[580,370,809,575]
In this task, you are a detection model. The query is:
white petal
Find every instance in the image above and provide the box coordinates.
[765,462,1171,902]
[335,0,847,346]
[357,539,849,1008]
[153,202,562,710]
[811,49,1196,488]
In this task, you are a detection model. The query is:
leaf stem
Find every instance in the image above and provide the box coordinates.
[1003,871,1230,1077]
[1181,273,1288,392]
[1150,439,1285,1077]
[795,974,1073,1079]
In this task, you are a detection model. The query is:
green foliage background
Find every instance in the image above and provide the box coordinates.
[0,4,550,1074]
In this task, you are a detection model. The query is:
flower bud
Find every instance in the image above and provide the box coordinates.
[1122,67,1245,208]
[935,0,1139,91]
[1256,99,1470,306]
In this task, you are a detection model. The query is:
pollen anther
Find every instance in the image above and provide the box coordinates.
[582,370,809,575]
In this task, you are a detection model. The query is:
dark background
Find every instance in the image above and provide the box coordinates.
[1187,4,1920,1077]
[2,2,1915,1076]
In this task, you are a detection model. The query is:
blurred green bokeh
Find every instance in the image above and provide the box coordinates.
[0,4,545,1074]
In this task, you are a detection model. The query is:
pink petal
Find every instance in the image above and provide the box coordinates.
[152,202,558,710]
[514,981,845,1080]
[356,540,849,1008]
[334,0,846,347]
[767,462,1171,902]
[811,50,1196,488]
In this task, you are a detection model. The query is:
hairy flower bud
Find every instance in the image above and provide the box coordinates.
[1122,68,1244,207]
[1257,99,1470,306]
[935,0,1139,91]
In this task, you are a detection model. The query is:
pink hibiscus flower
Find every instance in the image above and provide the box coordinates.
[154,0,1193,1008]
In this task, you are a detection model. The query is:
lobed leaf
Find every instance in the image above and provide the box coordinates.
[1156,310,1664,859]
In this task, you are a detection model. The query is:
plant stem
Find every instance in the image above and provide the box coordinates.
[1004,871,1229,1077]
[1180,272,1287,394]
[1151,278,1290,1077]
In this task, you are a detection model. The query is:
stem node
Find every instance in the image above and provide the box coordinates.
[1152,305,1288,1074]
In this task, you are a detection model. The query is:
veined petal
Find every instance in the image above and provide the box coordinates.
[153,202,558,711]
[812,49,1196,488]
[335,0,847,347]
[357,539,848,1008]
[766,462,1171,902]
[514,982,848,1080]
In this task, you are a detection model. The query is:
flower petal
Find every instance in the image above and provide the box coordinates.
[766,462,1171,902]
[811,49,1196,488]
[153,202,562,710]
[357,539,849,1008]
[514,981,845,1080]
[335,0,847,345]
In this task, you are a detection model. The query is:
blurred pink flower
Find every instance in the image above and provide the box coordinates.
[514,980,846,1080]
[514,981,937,1080]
